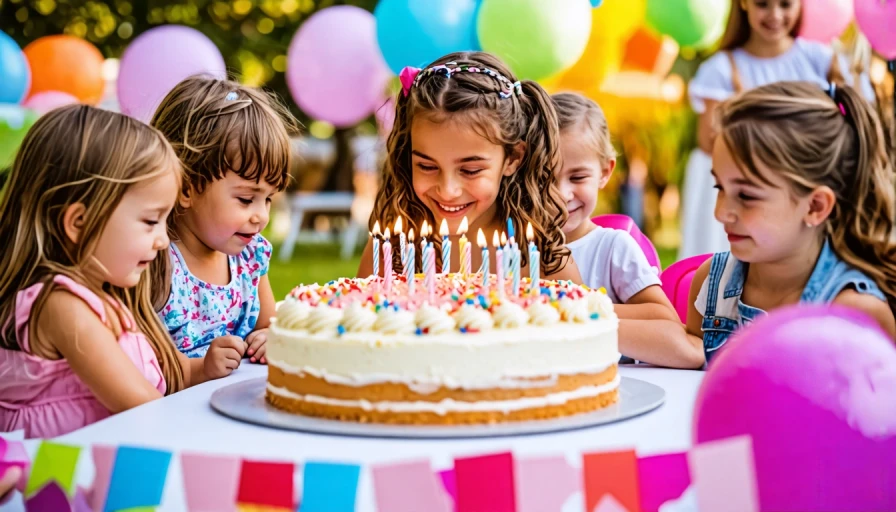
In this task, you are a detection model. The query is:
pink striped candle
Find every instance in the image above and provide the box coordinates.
[383,228,393,295]
[494,231,504,298]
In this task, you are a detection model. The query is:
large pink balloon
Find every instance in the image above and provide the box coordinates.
[23,91,78,115]
[118,25,226,122]
[800,0,853,42]
[694,305,896,511]
[855,0,896,59]
[287,6,391,128]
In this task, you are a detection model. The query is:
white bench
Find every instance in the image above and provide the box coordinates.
[278,191,363,261]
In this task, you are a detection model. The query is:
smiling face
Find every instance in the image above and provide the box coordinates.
[712,136,817,262]
[743,0,801,45]
[557,128,615,242]
[410,115,521,235]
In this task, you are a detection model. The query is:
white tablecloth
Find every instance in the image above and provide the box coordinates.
[6,365,704,511]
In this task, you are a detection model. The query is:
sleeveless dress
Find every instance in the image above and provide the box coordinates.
[679,38,875,260]
[0,275,166,439]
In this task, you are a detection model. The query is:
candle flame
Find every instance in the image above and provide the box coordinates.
[526,222,534,242]
[457,216,469,235]
[373,220,381,236]
[477,228,486,247]
[421,220,429,237]
[492,230,500,247]
[501,231,507,245]
[384,227,391,239]
[394,216,403,234]
[408,228,415,242]
[440,219,449,237]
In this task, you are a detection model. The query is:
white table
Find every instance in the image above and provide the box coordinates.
[13,366,703,511]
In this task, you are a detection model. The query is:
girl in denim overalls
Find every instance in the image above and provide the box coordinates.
[685,81,896,364]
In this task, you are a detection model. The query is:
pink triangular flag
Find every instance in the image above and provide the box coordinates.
[455,452,515,512]
[688,436,759,512]
[181,452,241,512]
[592,493,630,512]
[438,469,456,511]
[89,445,116,512]
[637,452,690,512]
[515,455,580,512]
[73,487,91,512]
[372,459,451,512]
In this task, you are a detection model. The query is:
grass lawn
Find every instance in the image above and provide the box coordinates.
[268,242,679,301]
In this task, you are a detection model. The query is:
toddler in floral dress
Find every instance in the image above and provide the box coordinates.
[150,76,297,362]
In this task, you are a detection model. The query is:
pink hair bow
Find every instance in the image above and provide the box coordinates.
[399,66,421,97]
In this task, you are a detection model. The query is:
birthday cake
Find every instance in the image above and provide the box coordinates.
[266,274,621,425]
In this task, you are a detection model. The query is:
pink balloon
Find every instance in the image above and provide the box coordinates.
[694,305,896,512]
[117,25,226,122]
[23,91,78,115]
[855,0,896,59]
[799,0,853,42]
[287,6,391,128]
[375,96,396,138]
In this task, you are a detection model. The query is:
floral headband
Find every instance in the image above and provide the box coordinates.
[399,62,523,99]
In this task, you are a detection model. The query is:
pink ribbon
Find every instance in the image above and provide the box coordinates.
[399,66,421,97]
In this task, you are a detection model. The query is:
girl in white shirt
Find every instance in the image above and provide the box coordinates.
[553,92,704,369]
[678,0,873,260]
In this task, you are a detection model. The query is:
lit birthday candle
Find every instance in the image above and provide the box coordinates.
[420,220,429,255]
[458,216,470,277]
[477,228,489,292]
[372,221,381,278]
[425,241,436,302]
[383,227,393,295]
[501,231,510,279]
[406,228,416,296]
[440,219,451,274]
[526,222,539,295]
[494,230,504,298]
[395,216,406,273]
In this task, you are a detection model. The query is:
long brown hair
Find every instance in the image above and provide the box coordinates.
[0,105,186,393]
[719,0,803,51]
[372,51,570,274]
[717,81,896,311]
[149,76,298,308]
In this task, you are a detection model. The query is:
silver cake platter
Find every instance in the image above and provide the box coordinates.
[210,377,665,439]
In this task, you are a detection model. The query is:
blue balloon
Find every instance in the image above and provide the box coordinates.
[0,32,30,104]
[591,0,603,6]
[375,0,481,75]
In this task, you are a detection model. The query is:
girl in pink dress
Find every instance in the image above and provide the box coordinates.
[0,105,241,439]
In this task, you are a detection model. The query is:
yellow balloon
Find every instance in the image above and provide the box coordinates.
[538,71,566,94]
[555,34,624,92]
[592,0,647,41]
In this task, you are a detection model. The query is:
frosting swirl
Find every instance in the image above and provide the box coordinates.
[492,302,530,329]
[374,307,416,335]
[559,297,590,323]
[342,301,377,332]
[528,301,560,326]
[586,290,616,319]
[453,304,494,331]
[307,305,343,334]
[276,299,312,330]
[415,304,456,334]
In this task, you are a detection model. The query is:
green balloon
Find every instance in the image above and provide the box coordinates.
[0,105,39,170]
[646,0,730,49]
[477,0,593,81]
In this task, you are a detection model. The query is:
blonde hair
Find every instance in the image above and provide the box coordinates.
[719,0,803,51]
[0,105,186,393]
[552,92,617,167]
[149,76,298,307]
[717,81,896,310]
[372,51,570,274]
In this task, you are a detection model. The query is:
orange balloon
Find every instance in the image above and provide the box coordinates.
[24,35,105,105]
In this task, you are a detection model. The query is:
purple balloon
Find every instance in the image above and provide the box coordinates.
[117,25,226,122]
[24,91,78,115]
[287,6,391,128]
[694,304,896,511]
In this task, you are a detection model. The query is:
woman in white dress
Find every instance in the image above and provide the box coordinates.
[678,0,874,260]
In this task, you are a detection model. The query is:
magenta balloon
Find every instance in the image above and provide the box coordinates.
[855,0,896,59]
[287,6,391,128]
[694,304,896,511]
[799,0,852,42]
[23,91,78,115]
[117,25,226,122]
